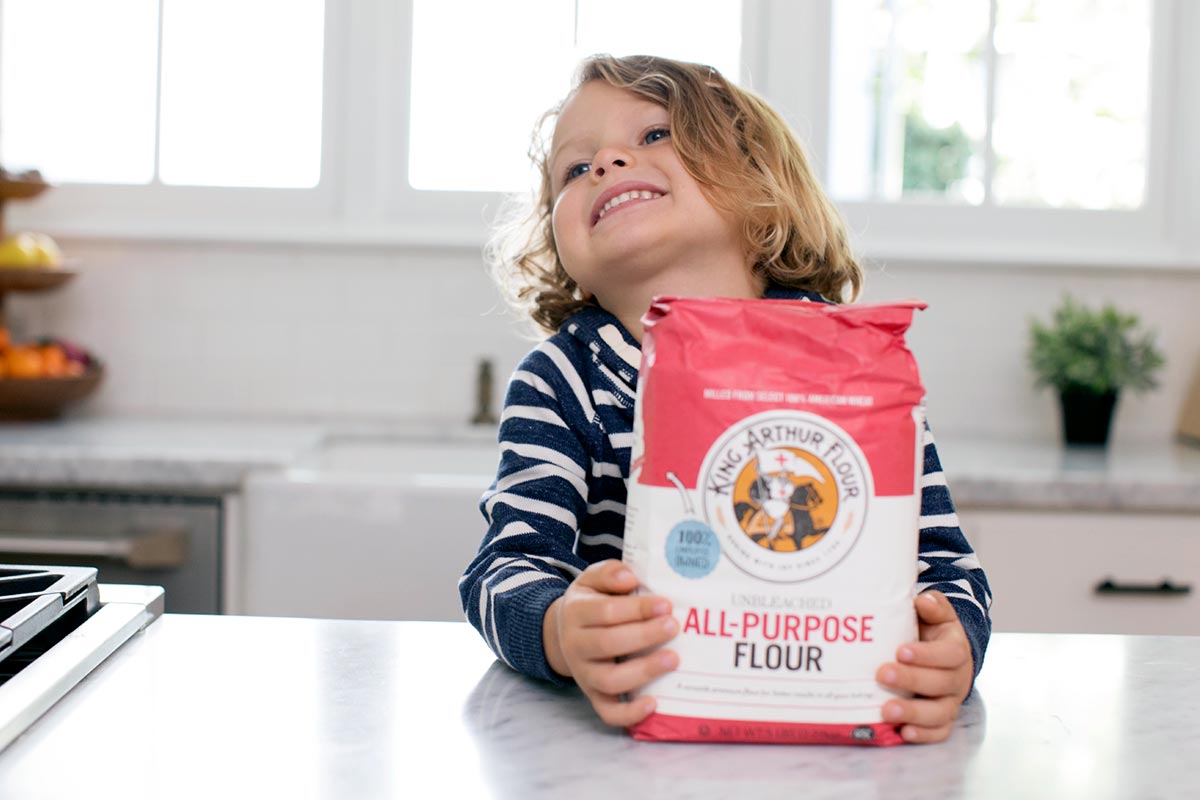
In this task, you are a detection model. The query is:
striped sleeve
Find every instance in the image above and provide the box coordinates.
[914,421,993,681]
[458,341,595,684]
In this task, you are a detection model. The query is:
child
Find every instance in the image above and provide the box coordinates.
[459,54,991,744]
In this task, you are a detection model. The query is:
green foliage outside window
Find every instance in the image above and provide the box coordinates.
[902,111,971,194]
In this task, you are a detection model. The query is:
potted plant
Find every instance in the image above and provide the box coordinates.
[1028,296,1165,446]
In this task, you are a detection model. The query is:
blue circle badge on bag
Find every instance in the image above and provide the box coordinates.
[665,520,721,579]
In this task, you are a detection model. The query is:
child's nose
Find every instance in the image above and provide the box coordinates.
[592,148,631,178]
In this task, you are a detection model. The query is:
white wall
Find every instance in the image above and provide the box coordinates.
[8,240,528,423]
[860,261,1199,442]
[8,238,1198,444]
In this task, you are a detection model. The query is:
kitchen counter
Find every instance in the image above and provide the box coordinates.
[0,417,325,491]
[1,416,1198,511]
[940,435,1200,514]
[0,617,1195,799]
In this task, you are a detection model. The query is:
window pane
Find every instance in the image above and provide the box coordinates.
[829,0,989,204]
[409,0,742,193]
[0,0,158,184]
[574,0,741,84]
[158,0,325,188]
[408,0,575,193]
[992,0,1149,209]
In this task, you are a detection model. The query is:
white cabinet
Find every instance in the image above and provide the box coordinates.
[959,509,1200,635]
[238,441,498,622]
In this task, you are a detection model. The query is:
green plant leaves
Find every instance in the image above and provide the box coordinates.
[1028,296,1165,395]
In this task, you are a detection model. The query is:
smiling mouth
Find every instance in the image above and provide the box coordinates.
[594,190,664,225]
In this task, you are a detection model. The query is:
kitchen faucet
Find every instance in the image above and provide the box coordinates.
[471,358,498,426]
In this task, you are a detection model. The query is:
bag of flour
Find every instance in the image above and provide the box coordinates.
[622,296,927,745]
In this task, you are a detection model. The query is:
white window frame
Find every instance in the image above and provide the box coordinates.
[1,0,349,240]
[760,0,1197,270]
[375,0,771,246]
[5,0,1198,269]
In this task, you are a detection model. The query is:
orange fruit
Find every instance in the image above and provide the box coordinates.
[0,328,9,352]
[39,344,67,377]
[4,346,44,378]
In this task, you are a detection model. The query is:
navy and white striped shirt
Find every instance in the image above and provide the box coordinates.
[459,289,992,684]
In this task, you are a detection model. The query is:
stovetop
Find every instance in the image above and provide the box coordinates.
[0,566,100,687]
[0,565,163,751]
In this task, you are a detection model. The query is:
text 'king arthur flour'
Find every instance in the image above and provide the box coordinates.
[622,297,928,745]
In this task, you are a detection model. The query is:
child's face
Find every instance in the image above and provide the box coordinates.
[548,81,743,302]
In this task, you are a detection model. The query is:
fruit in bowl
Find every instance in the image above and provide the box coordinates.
[0,331,96,379]
[0,331,102,419]
[0,232,63,269]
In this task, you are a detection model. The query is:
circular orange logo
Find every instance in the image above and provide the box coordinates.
[699,410,871,582]
[731,446,837,553]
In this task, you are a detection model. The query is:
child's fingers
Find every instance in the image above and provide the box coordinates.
[575,559,641,594]
[877,662,964,699]
[572,613,679,660]
[882,694,960,733]
[570,593,672,628]
[896,639,972,670]
[587,691,658,728]
[899,722,955,744]
[579,648,679,697]
[914,591,958,625]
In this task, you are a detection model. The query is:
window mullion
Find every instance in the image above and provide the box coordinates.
[982,0,999,206]
[326,0,362,222]
[152,0,165,187]
[758,0,832,170]
[877,0,899,199]
[1154,0,1189,249]
[740,0,767,89]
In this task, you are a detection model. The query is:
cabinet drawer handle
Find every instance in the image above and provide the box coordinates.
[1094,578,1192,596]
[0,528,188,570]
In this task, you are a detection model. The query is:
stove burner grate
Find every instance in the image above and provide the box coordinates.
[0,566,100,686]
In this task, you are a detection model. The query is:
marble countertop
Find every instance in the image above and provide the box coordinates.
[0,417,326,492]
[0,617,1195,799]
[937,435,1200,513]
[0,415,1198,512]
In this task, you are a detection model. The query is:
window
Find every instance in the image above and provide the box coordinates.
[0,0,326,189]
[407,0,743,193]
[0,0,1193,265]
[828,0,1151,211]
[1,0,159,184]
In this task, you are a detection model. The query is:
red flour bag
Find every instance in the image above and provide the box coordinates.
[622,296,928,745]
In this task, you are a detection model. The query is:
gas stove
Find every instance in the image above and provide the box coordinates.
[0,565,163,750]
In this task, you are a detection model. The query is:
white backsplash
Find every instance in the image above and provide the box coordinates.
[9,238,1199,443]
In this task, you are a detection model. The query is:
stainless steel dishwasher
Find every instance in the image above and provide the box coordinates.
[0,488,223,613]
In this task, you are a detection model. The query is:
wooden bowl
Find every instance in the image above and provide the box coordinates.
[0,268,76,293]
[0,367,104,420]
[0,176,50,201]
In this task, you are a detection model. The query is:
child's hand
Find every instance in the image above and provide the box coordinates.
[543,559,679,727]
[876,590,973,744]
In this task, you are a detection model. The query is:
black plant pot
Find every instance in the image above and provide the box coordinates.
[1059,389,1118,446]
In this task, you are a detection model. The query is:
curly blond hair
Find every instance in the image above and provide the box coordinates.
[487,54,863,335]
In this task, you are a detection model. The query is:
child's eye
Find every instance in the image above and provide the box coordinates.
[564,162,590,183]
[644,128,671,144]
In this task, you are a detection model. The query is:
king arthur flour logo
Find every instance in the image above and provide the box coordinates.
[698,410,872,582]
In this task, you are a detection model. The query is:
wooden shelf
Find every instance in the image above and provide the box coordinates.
[0,268,76,294]
[0,176,101,419]
[0,176,50,201]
